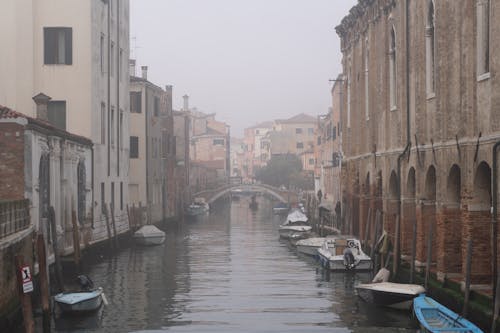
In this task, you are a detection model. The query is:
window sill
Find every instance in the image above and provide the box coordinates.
[477,72,490,82]
[426,93,436,100]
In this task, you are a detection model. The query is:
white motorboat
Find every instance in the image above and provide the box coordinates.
[55,288,103,313]
[54,276,104,313]
[295,237,336,256]
[279,209,312,239]
[317,236,372,271]
[186,198,210,216]
[133,225,166,246]
[356,282,426,310]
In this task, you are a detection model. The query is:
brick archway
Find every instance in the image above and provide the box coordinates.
[386,170,399,238]
[437,164,462,279]
[417,165,437,263]
[466,161,492,284]
[402,167,416,256]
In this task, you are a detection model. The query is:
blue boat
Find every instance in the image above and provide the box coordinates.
[413,294,483,332]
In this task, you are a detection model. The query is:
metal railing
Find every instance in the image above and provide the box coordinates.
[0,199,31,239]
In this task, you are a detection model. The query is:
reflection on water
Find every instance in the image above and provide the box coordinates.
[53,197,417,332]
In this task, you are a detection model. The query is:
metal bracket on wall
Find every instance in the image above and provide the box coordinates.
[473,132,482,163]
[414,134,422,168]
[455,135,461,161]
[431,139,437,165]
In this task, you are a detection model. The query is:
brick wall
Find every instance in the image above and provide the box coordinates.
[435,206,463,276]
[0,123,24,200]
[462,208,492,284]
[401,200,416,256]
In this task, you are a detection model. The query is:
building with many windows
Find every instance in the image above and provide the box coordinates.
[0,0,130,244]
[129,63,175,224]
[336,0,499,288]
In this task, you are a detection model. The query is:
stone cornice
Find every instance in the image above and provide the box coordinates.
[335,0,397,51]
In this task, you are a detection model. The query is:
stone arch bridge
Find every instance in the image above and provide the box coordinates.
[193,184,298,205]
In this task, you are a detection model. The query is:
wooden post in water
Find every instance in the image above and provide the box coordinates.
[424,219,434,289]
[364,207,372,249]
[71,210,81,267]
[371,210,381,274]
[492,270,500,332]
[103,204,113,250]
[15,255,34,333]
[110,203,118,249]
[36,234,50,333]
[462,239,472,317]
[393,214,401,278]
[48,206,64,292]
[126,204,132,229]
[410,217,417,284]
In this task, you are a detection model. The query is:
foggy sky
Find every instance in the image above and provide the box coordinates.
[130,0,357,137]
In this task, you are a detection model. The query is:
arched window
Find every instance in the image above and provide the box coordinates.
[389,26,397,109]
[477,0,490,76]
[426,0,436,95]
[365,38,370,120]
[77,161,86,224]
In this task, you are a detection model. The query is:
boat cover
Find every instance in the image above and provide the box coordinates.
[134,225,165,238]
[54,288,102,305]
[285,209,308,223]
[356,282,425,295]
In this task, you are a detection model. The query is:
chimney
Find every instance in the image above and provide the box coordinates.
[165,85,173,112]
[129,59,136,77]
[183,94,189,111]
[32,93,52,122]
[141,66,148,80]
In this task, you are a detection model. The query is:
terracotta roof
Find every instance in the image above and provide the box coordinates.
[0,105,25,119]
[277,113,316,124]
[0,105,92,146]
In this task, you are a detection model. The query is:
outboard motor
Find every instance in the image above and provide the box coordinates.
[343,248,356,270]
[77,275,95,291]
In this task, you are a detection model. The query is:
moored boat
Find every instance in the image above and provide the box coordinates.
[317,236,372,271]
[413,294,483,332]
[295,237,329,256]
[133,225,166,245]
[279,209,311,239]
[356,282,425,310]
[55,288,104,313]
[54,275,104,314]
[186,198,210,217]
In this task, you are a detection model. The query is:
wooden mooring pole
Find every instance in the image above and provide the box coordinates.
[110,203,118,249]
[15,255,34,333]
[462,239,472,318]
[103,204,113,250]
[363,207,372,249]
[49,206,64,292]
[36,233,50,333]
[424,219,434,290]
[410,217,417,284]
[392,214,400,278]
[71,210,81,267]
[492,270,500,332]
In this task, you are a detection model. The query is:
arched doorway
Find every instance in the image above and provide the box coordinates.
[402,167,416,256]
[352,174,360,237]
[360,172,371,241]
[469,162,492,283]
[438,164,462,277]
[418,165,437,263]
[387,170,399,237]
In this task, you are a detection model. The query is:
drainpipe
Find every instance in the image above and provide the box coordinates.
[395,0,412,276]
[492,141,500,299]
[91,145,95,229]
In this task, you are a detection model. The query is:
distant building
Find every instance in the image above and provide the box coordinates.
[129,64,175,224]
[230,137,245,178]
[0,0,131,244]
[184,96,230,188]
[173,108,191,214]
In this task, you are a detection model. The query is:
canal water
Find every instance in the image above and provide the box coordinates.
[51,197,418,332]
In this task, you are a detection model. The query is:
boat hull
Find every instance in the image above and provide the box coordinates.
[296,244,319,256]
[318,251,372,272]
[278,226,312,240]
[134,234,165,246]
[54,289,103,313]
[356,283,425,310]
[413,295,483,333]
